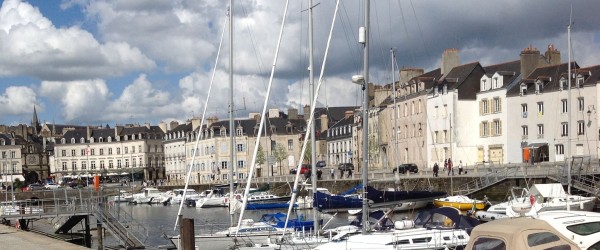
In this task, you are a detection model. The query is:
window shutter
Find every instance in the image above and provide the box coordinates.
[499,98,502,112]
[488,99,493,113]
[479,101,483,115]
[480,123,483,137]
[499,120,503,135]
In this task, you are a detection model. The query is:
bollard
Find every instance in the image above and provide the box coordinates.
[181,218,195,250]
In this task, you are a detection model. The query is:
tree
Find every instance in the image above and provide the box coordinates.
[272,144,289,175]
[256,144,266,177]
[302,143,312,164]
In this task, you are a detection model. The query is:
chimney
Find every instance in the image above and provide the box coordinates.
[191,117,201,131]
[303,105,311,121]
[144,122,150,129]
[268,109,280,118]
[207,117,218,127]
[86,126,91,140]
[288,108,298,119]
[320,114,328,133]
[114,125,124,137]
[544,44,561,66]
[169,121,179,131]
[400,68,425,83]
[158,121,167,133]
[520,45,541,78]
[441,48,460,76]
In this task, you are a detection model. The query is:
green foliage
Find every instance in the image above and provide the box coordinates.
[256,144,266,166]
[272,144,288,163]
[13,178,23,189]
[302,143,312,163]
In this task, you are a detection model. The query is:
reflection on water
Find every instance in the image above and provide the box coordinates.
[121,204,420,248]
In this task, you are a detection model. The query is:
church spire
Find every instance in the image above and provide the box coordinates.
[32,105,40,134]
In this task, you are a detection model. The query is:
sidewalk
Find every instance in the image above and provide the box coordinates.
[0,224,88,250]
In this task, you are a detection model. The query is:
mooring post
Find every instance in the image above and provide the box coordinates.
[181,218,195,250]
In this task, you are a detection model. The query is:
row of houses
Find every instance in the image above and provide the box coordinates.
[1,44,599,185]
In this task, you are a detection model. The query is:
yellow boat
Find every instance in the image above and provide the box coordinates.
[433,195,487,210]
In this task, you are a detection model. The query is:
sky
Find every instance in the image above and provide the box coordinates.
[1,0,600,127]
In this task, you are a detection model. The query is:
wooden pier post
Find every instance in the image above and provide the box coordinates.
[181,218,195,250]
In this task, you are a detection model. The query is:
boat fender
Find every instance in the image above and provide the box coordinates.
[235,194,241,200]
[394,220,415,229]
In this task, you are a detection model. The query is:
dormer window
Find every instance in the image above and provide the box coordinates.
[80,138,85,143]
[560,79,567,90]
[90,137,94,143]
[107,136,112,142]
[493,77,499,89]
[443,84,448,94]
[220,128,226,136]
[0,139,4,145]
[434,87,439,96]
[520,83,527,96]
[577,77,584,88]
[71,138,75,143]
[99,137,104,142]
[61,138,66,144]
[236,128,243,136]
[481,79,487,91]
[535,80,543,94]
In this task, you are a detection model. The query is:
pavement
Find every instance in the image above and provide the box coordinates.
[0,224,88,250]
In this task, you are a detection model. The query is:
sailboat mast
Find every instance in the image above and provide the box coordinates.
[228,0,235,226]
[391,49,397,169]
[361,0,370,234]
[567,17,572,195]
[308,0,320,232]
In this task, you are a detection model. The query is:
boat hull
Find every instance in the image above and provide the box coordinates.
[433,200,486,210]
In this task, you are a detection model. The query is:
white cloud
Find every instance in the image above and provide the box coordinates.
[0,0,155,81]
[0,86,38,115]
[40,80,110,122]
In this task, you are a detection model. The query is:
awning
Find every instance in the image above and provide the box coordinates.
[0,175,25,183]
[527,143,548,148]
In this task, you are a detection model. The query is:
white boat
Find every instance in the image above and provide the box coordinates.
[536,210,600,250]
[190,189,229,208]
[314,207,479,250]
[109,190,134,203]
[162,188,202,205]
[130,187,164,204]
[486,183,596,217]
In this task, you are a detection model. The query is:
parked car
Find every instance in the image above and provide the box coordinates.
[393,163,419,174]
[290,164,311,174]
[316,161,327,168]
[27,183,45,191]
[44,183,60,190]
[338,163,355,171]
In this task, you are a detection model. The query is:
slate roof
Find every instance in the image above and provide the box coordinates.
[326,115,354,141]
[379,68,442,106]
[0,133,27,145]
[506,62,580,97]
[436,61,485,100]
[60,125,165,144]
[198,117,308,138]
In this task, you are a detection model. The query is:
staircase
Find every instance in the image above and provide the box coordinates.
[55,215,86,234]
[454,167,519,195]
[95,205,146,249]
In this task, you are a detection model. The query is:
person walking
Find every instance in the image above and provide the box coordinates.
[444,159,448,172]
[347,169,353,178]
[458,160,463,175]
[330,168,335,179]
[433,162,439,177]
[447,158,454,176]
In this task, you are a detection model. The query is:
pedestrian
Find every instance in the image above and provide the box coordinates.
[317,169,322,180]
[447,158,454,176]
[458,160,463,175]
[305,169,312,181]
[340,169,344,179]
[330,168,335,179]
[347,169,353,178]
[433,162,439,177]
[444,159,448,172]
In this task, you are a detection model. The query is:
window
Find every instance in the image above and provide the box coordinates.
[522,104,528,118]
[561,123,568,137]
[117,159,122,168]
[481,121,489,137]
[537,124,544,138]
[100,160,105,169]
[578,97,584,112]
[108,160,114,169]
[237,160,245,168]
[482,100,489,114]
[527,232,560,247]
[288,140,293,150]
[237,144,245,152]
[560,79,567,90]
[124,147,128,154]
[132,158,136,167]
[91,161,96,170]
[71,149,76,156]
[116,148,121,155]
[577,77,584,88]
[81,161,87,170]
[522,125,529,138]
[537,102,544,116]
[71,161,77,171]
[471,237,506,250]
[556,144,564,155]
[578,120,585,135]
[61,150,66,157]
[493,97,501,113]
[90,149,95,155]
[493,120,501,136]
[132,146,135,153]
[238,173,244,179]
[81,149,86,156]
[62,162,67,171]
[520,83,528,96]
[108,148,113,155]
[561,99,568,113]
[221,161,228,169]
[100,149,104,155]
[567,221,600,236]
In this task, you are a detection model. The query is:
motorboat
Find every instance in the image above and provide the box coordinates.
[130,187,164,204]
[535,210,600,250]
[162,188,201,205]
[465,216,579,250]
[109,190,134,203]
[485,183,596,217]
[314,185,446,213]
[433,195,488,211]
[188,189,229,208]
[314,207,479,250]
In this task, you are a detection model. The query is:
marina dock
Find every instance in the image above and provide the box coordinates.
[0,223,88,250]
